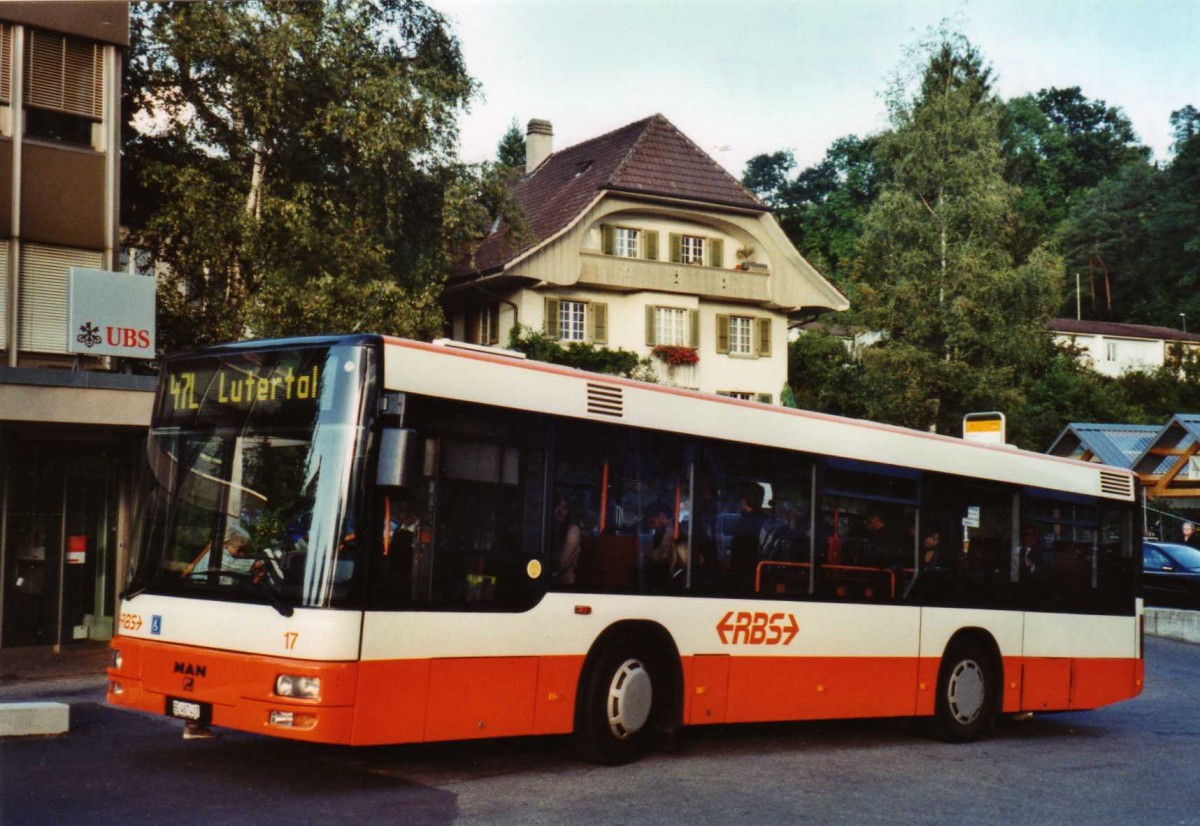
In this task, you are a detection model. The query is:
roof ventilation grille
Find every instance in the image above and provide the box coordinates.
[586,383,623,418]
[1099,471,1134,499]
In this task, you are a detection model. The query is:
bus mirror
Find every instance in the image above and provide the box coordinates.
[377,427,419,488]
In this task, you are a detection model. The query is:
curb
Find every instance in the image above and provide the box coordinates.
[1145,607,1200,645]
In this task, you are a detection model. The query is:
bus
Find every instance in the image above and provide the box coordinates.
[107,334,1143,763]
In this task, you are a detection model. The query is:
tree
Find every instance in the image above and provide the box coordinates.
[850,33,1065,439]
[125,1,515,354]
[496,118,525,170]
[1000,87,1148,257]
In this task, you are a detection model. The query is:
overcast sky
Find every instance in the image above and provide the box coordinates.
[428,0,1199,178]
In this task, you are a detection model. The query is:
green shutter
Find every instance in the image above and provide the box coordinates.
[689,310,699,348]
[646,305,657,346]
[601,224,615,256]
[488,304,500,345]
[757,318,772,358]
[545,298,561,338]
[755,393,773,405]
[644,230,658,261]
[716,315,730,354]
[669,233,682,263]
[709,238,724,268]
[590,302,608,344]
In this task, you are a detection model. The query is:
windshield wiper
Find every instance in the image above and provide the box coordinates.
[186,569,295,617]
[120,581,152,602]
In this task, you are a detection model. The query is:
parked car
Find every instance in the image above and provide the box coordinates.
[1142,541,1200,608]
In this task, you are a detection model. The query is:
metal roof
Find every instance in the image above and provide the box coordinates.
[1047,422,1161,468]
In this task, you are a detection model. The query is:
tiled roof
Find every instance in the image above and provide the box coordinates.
[1050,318,1200,344]
[455,114,765,277]
[1048,422,1162,468]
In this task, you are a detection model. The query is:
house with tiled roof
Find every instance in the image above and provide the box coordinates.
[443,115,848,402]
[1050,318,1200,377]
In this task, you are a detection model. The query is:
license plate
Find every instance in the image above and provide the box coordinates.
[167,697,211,724]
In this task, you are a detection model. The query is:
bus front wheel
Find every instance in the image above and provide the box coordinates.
[575,636,661,765]
[933,639,997,742]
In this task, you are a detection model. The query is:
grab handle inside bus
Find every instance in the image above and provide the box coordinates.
[377,427,419,487]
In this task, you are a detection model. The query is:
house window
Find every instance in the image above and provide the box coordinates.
[680,235,705,265]
[716,314,772,358]
[560,300,587,341]
[728,316,753,355]
[601,224,658,260]
[655,307,689,346]
[469,304,500,345]
[23,29,104,147]
[614,227,639,258]
[1105,341,1119,362]
[544,297,608,344]
[721,391,754,401]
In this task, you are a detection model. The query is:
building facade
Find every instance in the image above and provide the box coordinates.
[444,116,848,401]
[1051,318,1200,378]
[0,4,153,651]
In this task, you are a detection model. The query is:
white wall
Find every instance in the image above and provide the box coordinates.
[1056,333,1166,377]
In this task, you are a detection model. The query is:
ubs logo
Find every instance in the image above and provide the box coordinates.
[76,321,152,350]
[77,322,102,348]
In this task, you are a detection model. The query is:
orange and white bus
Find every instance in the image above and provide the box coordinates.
[108,334,1143,763]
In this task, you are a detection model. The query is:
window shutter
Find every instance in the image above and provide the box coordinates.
[589,302,608,344]
[0,25,12,103]
[0,240,8,349]
[757,318,773,358]
[487,304,500,345]
[669,233,682,263]
[19,243,102,353]
[644,230,658,261]
[601,224,615,255]
[25,31,104,120]
[469,309,482,343]
[709,238,724,268]
[716,315,730,354]
[755,393,774,405]
[544,298,561,338]
[689,310,699,348]
[645,305,657,346]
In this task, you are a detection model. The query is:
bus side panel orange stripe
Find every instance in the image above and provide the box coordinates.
[1022,658,1072,711]
[351,659,430,745]
[915,657,940,716]
[532,655,586,735]
[423,657,539,742]
[1001,656,1023,712]
[724,657,920,723]
[1070,658,1139,710]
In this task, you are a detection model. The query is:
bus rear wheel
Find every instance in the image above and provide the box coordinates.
[933,639,996,742]
[576,636,661,765]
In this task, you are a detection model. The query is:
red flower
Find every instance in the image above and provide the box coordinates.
[652,345,700,366]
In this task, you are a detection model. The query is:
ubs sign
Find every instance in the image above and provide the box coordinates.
[67,267,156,359]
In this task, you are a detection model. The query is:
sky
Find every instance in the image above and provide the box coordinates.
[427,0,1200,178]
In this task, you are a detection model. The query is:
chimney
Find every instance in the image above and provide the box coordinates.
[525,118,553,172]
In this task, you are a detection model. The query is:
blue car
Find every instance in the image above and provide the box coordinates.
[1142,541,1200,609]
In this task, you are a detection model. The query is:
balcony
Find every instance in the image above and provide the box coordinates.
[578,250,770,303]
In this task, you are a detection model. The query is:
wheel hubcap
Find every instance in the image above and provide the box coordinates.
[606,658,652,740]
[947,658,985,725]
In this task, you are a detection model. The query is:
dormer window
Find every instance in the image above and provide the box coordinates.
[614,227,639,258]
[601,224,658,260]
[669,233,723,267]
[679,235,704,265]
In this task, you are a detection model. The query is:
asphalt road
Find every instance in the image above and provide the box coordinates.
[2,636,1198,825]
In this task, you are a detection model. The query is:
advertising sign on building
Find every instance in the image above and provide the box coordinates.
[67,267,157,359]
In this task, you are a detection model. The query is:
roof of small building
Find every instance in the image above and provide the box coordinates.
[1050,318,1200,344]
[455,114,766,278]
[1133,414,1200,477]
[1047,422,1162,468]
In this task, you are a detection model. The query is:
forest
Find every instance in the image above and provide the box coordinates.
[741,32,1199,449]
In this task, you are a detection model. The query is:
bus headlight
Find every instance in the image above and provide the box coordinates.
[275,674,321,700]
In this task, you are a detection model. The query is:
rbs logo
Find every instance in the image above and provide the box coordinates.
[716,610,799,646]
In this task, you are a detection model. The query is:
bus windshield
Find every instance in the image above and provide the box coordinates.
[128,343,374,610]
